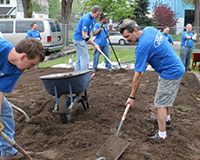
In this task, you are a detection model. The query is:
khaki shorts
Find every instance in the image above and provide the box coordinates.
[154,77,182,108]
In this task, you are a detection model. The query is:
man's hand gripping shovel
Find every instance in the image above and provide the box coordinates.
[0,116,33,160]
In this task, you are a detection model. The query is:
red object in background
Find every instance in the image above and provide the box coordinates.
[192,53,200,70]
[47,36,52,42]
[109,24,112,32]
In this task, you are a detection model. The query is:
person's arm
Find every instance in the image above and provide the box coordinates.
[26,30,31,38]
[82,30,100,50]
[0,92,4,133]
[93,24,103,36]
[125,72,143,107]
[169,34,174,45]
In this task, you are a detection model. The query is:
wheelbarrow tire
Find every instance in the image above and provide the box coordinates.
[59,113,68,123]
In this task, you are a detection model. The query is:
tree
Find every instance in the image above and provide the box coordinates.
[153,1,178,27]
[61,0,73,45]
[83,0,135,21]
[131,0,153,26]
[22,0,47,18]
[182,0,199,27]
[49,0,61,19]
[22,0,32,18]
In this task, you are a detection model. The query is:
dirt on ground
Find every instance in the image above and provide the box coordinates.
[5,68,200,160]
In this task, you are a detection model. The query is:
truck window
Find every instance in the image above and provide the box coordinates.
[49,22,56,32]
[55,21,61,32]
[0,21,13,33]
[16,21,44,33]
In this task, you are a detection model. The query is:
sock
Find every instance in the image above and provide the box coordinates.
[158,131,167,139]
[166,115,171,122]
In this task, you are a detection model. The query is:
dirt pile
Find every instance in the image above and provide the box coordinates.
[6,68,200,160]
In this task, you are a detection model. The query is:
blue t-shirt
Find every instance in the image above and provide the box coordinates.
[162,32,174,45]
[26,29,41,39]
[135,27,185,80]
[181,31,194,48]
[73,12,96,41]
[0,37,22,93]
[94,23,109,46]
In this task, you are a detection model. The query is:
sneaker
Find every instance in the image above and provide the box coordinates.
[149,131,165,139]
[1,151,34,160]
[150,116,171,128]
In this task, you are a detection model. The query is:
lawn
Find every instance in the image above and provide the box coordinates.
[39,46,199,72]
[39,47,135,68]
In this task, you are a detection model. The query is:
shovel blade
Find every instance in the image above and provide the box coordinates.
[96,135,129,160]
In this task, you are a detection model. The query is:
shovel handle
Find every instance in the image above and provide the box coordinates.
[0,132,33,160]
[97,48,113,66]
[116,104,131,136]
[102,27,121,67]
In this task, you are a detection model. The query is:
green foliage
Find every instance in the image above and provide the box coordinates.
[83,0,135,21]
[131,0,153,26]
[49,0,61,19]
[181,0,195,6]
[70,0,83,22]
[32,0,47,13]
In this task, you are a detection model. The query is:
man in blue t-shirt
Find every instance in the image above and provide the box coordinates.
[180,23,195,71]
[119,19,185,140]
[73,5,102,71]
[162,27,174,46]
[0,37,45,159]
[92,14,111,71]
[26,22,41,40]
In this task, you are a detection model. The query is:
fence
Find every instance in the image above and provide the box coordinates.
[60,23,200,50]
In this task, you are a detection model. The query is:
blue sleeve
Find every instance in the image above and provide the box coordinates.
[26,30,31,38]
[169,35,174,44]
[182,32,186,40]
[82,20,90,32]
[134,46,149,72]
[0,73,21,93]
[93,23,99,32]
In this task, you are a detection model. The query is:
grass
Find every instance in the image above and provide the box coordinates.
[39,47,135,68]
[39,46,199,73]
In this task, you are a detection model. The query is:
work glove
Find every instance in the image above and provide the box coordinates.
[0,116,4,133]
[101,24,104,28]
[192,33,197,41]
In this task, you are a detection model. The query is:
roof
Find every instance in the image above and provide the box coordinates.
[0,7,16,15]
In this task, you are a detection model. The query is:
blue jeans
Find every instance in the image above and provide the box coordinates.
[0,97,17,157]
[180,46,192,70]
[73,40,90,71]
[93,46,111,70]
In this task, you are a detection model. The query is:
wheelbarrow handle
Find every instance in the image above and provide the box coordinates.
[116,104,131,136]
[0,132,33,160]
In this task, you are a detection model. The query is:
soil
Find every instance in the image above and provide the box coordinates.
[5,68,200,160]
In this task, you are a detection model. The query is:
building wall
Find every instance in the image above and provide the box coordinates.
[1,0,48,18]
[148,0,195,34]
[0,0,17,16]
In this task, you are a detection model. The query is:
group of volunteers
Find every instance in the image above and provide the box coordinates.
[0,4,195,159]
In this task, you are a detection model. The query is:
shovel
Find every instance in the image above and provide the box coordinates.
[96,104,131,160]
[97,48,119,69]
[0,132,32,160]
[102,27,121,67]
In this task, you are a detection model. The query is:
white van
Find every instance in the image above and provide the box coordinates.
[0,18,64,54]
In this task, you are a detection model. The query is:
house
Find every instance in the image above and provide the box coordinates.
[148,0,196,34]
[0,0,48,18]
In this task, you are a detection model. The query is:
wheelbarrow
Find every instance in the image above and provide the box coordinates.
[40,70,92,123]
